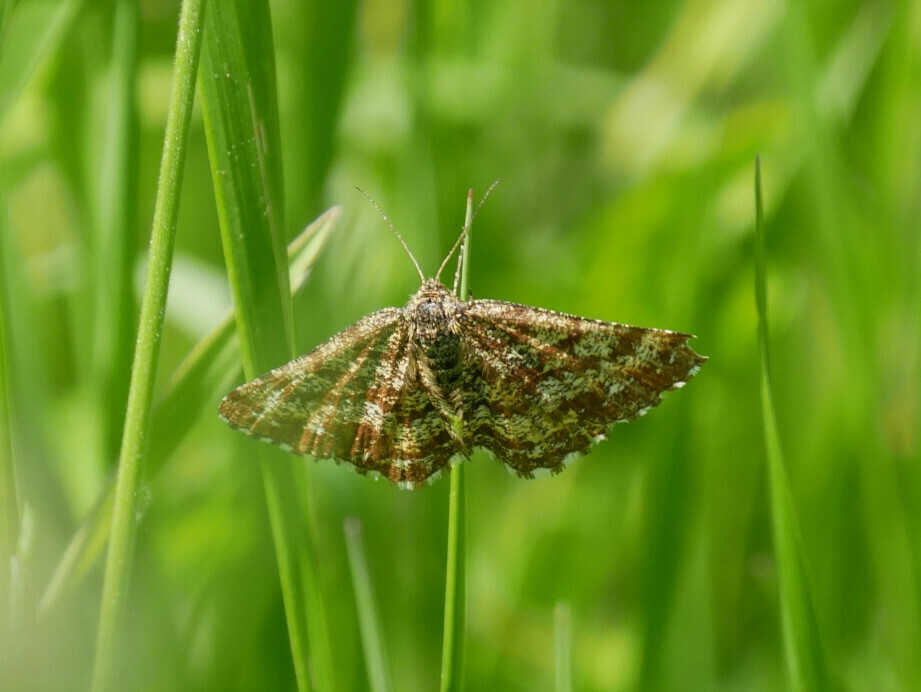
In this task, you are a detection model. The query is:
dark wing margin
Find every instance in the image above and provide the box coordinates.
[460,299,706,478]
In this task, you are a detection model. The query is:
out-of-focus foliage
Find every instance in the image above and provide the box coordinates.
[1,0,918,689]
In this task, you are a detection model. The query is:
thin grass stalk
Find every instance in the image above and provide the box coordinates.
[755,157,831,692]
[259,464,332,691]
[0,209,18,609]
[554,602,572,692]
[93,0,139,460]
[439,189,474,692]
[90,1,206,688]
[344,518,393,692]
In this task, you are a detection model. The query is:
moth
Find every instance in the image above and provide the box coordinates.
[220,189,705,489]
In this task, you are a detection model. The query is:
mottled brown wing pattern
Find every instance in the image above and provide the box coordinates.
[219,307,460,488]
[336,325,460,487]
[377,382,459,487]
[219,309,404,462]
[459,300,705,478]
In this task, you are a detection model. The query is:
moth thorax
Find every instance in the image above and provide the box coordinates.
[413,299,451,339]
[412,303,462,386]
[426,331,462,371]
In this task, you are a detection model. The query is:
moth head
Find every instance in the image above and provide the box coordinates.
[408,280,461,336]
[409,279,456,307]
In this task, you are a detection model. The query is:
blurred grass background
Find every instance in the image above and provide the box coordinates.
[1,0,919,689]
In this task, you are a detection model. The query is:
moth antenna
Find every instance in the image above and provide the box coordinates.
[437,180,502,287]
[471,178,501,224]
[356,187,426,282]
[436,224,468,284]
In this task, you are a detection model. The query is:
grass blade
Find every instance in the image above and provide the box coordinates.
[276,1,358,220]
[344,518,393,692]
[440,446,466,692]
[439,189,473,692]
[200,1,291,372]
[92,0,139,460]
[199,2,332,689]
[0,0,85,123]
[0,203,19,612]
[37,210,339,617]
[755,156,831,691]
[90,0,206,688]
[554,602,572,692]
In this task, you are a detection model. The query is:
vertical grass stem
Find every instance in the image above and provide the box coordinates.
[755,156,831,692]
[0,211,18,606]
[439,189,474,691]
[90,1,205,688]
[344,518,392,692]
[554,602,572,692]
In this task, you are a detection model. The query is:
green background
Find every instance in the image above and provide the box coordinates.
[1,0,918,689]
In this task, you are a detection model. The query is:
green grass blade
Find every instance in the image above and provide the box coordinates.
[554,602,572,692]
[36,209,340,617]
[0,203,19,610]
[199,2,333,689]
[200,2,291,373]
[439,189,473,692]
[440,458,466,692]
[755,157,831,692]
[0,0,85,123]
[0,1,11,47]
[91,0,139,460]
[90,0,206,689]
[344,518,393,692]
[276,1,358,221]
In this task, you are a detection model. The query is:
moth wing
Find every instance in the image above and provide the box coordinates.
[219,308,405,461]
[460,299,705,477]
[219,306,459,488]
[370,377,461,488]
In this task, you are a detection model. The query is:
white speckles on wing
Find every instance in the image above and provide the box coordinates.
[536,376,566,404]
[633,331,660,367]
[572,330,614,358]
[606,380,626,397]
[460,298,705,478]
[363,400,383,427]
[246,374,305,432]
